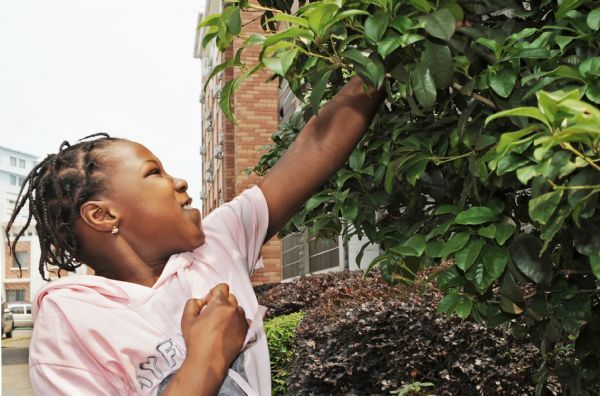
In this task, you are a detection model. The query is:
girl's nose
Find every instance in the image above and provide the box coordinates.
[174,177,188,192]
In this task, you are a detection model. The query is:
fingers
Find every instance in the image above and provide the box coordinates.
[181,298,207,331]
[204,283,246,318]
[210,283,230,298]
[228,293,238,307]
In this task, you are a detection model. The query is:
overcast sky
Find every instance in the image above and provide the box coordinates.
[0,0,206,200]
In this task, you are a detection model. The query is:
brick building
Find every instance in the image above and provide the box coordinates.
[196,0,282,285]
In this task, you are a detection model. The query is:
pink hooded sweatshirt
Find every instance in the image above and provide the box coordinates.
[29,187,271,396]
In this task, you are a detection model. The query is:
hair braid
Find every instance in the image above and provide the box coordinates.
[5,133,120,280]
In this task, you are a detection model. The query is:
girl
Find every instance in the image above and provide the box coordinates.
[6,75,384,395]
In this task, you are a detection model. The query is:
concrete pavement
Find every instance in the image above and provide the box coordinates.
[2,328,34,396]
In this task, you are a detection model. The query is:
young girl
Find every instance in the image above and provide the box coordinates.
[6,76,384,395]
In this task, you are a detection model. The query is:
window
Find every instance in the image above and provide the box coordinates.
[9,175,16,185]
[308,236,339,273]
[282,232,304,279]
[13,251,29,269]
[19,159,26,168]
[6,290,25,303]
[10,156,16,166]
[281,231,341,280]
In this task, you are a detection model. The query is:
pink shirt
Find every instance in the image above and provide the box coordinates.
[29,186,271,395]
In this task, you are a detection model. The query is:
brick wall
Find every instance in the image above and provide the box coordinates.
[231,3,281,285]
[5,282,30,303]
[200,2,282,285]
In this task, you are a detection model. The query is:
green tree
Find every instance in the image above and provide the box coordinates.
[201,0,600,393]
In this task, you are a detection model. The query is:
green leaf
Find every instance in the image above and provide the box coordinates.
[442,232,470,259]
[437,267,465,291]
[420,8,455,41]
[455,239,485,271]
[466,261,494,293]
[438,292,459,315]
[529,190,563,225]
[198,13,221,29]
[478,224,496,239]
[556,0,584,19]
[341,196,359,221]
[365,12,389,44]
[489,65,517,98]
[455,296,473,319]
[422,41,454,89]
[397,33,426,48]
[263,27,313,49]
[425,240,444,258]
[521,65,584,84]
[262,48,298,76]
[578,57,600,80]
[485,106,551,132]
[476,38,500,56]
[242,33,266,48]
[333,10,370,24]
[587,82,600,104]
[590,251,600,278]
[486,304,515,327]
[222,6,242,35]
[404,234,426,256]
[349,149,366,172]
[455,206,497,225]
[304,3,340,37]
[267,14,309,28]
[390,16,414,34]
[219,78,236,122]
[435,205,458,215]
[426,219,452,240]
[495,125,539,157]
[510,234,551,285]
[306,193,332,211]
[391,234,426,257]
[495,223,516,245]
[405,157,429,185]
[587,8,600,30]
[411,63,436,109]
[501,272,524,304]
[496,153,530,175]
[482,245,508,280]
[378,33,402,59]
[203,58,239,92]
[409,0,433,13]
[343,49,385,88]
[540,206,569,253]
[309,69,333,115]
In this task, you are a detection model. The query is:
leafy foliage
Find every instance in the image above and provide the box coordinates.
[264,311,305,395]
[257,271,560,395]
[204,0,600,392]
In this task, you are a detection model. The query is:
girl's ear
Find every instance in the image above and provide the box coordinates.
[79,201,119,233]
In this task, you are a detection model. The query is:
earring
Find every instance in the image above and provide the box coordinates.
[111,225,119,235]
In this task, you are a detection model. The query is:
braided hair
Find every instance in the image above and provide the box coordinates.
[5,133,122,280]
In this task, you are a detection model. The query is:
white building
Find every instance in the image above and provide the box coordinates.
[1,146,88,305]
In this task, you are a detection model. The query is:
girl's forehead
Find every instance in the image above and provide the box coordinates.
[110,140,160,162]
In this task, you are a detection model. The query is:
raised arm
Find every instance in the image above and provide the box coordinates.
[259,76,385,240]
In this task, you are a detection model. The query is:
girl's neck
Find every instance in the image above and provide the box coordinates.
[85,243,170,287]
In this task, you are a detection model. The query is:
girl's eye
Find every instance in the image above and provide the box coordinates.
[148,168,161,176]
